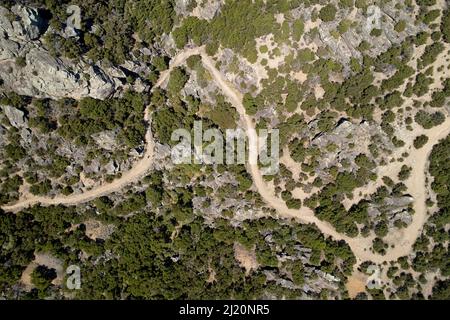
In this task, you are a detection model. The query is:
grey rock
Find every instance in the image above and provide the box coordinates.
[0,37,20,60]
[104,66,127,79]
[152,143,172,171]
[369,196,414,227]
[131,78,147,93]
[313,4,426,69]
[20,127,32,145]
[310,119,392,178]
[175,0,222,20]
[183,72,217,104]
[86,65,116,99]
[0,46,116,100]
[0,7,14,36]
[392,209,413,225]
[91,130,119,151]
[318,19,361,65]
[0,5,47,41]
[11,5,47,40]
[64,26,79,38]
[368,207,381,219]
[0,125,5,146]
[84,159,101,174]
[217,48,258,94]
[120,60,150,77]
[384,195,414,207]
[195,0,222,20]
[315,269,340,283]
[1,105,27,128]
[0,6,122,100]
[56,140,85,164]
[104,160,118,175]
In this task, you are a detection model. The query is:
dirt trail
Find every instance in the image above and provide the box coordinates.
[1,47,202,212]
[200,49,370,257]
[200,48,450,264]
[2,46,450,267]
[21,252,64,289]
[382,118,450,257]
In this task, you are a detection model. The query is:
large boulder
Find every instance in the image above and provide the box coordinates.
[0,37,21,60]
[1,104,27,128]
[0,6,118,100]
[0,5,47,41]
[0,46,116,100]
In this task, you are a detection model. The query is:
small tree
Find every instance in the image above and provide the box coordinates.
[167,67,188,96]
[394,20,406,32]
[243,93,258,115]
[15,56,26,68]
[398,165,412,181]
[413,134,429,149]
[31,265,57,291]
[319,4,337,22]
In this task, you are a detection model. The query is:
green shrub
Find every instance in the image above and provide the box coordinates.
[31,265,56,291]
[442,10,450,43]
[422,9,440,25]
[15,56,26,68]
[243,93,258,115]
[394,20,406,32]
[370,28,382,37]
[167,67,189,95]
[398,165,412,181]
[414,110,445,129]
[418,43,444,69]
[413,135,429,149]
[319,4,337,22]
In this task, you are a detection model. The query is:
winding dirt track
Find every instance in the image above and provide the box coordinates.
[200,49,450,264]
[2,46,450,266]
[1,47,203,212]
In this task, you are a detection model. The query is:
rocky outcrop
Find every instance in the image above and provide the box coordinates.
[0,5,149,100]
[310,119,393,177]
[368,196,414,227]
[0,5,48,41]
[0,43,118,100]
[1,105,27,128]
[0,125,5,147]
[91,130,120,151]
[216,48,260,95]
[104,160,119,175]
[175,0,222,20]
[308,4,425,68]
